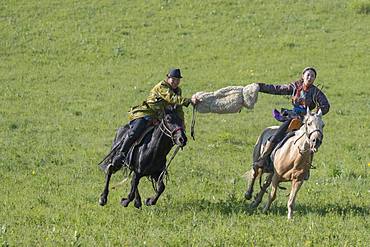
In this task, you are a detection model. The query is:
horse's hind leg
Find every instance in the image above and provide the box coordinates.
[251,173,273,208]
[145,174,165,206]
[121,172,141,208]
[99,171,113,206]
[287,179,303,220]
[245,167,261,200]
[262,174,279,213]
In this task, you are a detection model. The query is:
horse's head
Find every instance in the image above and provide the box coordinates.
[303,109,325,153]
[161,107,187,147]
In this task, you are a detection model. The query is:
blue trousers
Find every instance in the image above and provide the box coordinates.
[270,118,293,144]
[119,117,151,154]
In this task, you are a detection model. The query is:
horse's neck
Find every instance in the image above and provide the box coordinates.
[151,125,174,156]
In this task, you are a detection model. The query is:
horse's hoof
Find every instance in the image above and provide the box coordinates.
[245,192,252,200]
[120,198,130,207]
[99,197,107,206]
[145,198,153,206]
[134,200,142,209]
[250,201,259,209]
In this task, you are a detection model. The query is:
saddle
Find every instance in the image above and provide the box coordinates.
[99,125,156,172]
[273,108,303,131]
[123,125,155,168]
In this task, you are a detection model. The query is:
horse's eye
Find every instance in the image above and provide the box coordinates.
[307,121,312,126]
[165,115,172,121]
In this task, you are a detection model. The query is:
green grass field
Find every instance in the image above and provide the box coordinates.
[1,0,369,246]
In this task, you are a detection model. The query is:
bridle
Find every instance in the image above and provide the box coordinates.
[157,114,185,186]
[305,123,323,140]
[299,118,323,154]
[159,117,184,144]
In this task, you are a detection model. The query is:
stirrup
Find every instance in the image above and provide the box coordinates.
[107,153,126,174]
[106,163,123,174]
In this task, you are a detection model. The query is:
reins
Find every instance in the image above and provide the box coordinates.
[155,112,189,189]
[159,118,184,144]
[157,145,181,187]
[159,119,173,138]
[191,105,196,140]
[295,121,323,154]
[294,121,323,145]
[155,106,197,190]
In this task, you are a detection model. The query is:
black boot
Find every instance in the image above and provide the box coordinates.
[106,153,125,174]
[107,135,136,173]
[304,170,310,180]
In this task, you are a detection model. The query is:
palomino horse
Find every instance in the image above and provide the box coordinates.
[245,109,324,219]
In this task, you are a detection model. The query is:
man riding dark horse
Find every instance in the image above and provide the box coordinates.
[254,67,330,170]
[105,68,199,174]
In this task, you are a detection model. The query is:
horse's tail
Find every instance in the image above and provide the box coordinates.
[253,134,264,163]
[253,127,280,163]
[98,125,130,170]
[252,128,270,163]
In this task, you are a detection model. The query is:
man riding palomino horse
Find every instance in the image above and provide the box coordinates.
[254,67,330,172]
[106,68,199,174]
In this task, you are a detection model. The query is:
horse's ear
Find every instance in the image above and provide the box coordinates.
[166,105,176,112]
[306,107,310,116]
[317,109,322,117]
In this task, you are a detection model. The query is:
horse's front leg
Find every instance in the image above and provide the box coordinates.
[99,168,113,206]
[134,190,142,209]
[245,167,261,200]
[262,174,279,213]
[121,172,141,208]
[145,173,165,206]
[287,179,303,220]
[251,173,273,208]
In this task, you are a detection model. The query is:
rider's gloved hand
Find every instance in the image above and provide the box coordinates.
[191,95,200,105]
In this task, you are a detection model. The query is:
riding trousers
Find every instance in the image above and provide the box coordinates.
[119,116,152,154]
[270,118,293,144]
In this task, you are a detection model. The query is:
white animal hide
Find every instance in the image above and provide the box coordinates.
[193,83,260,114]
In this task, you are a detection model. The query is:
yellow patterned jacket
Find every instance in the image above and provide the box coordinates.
[128,80,191,123]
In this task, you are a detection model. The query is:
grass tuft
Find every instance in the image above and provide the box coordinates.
[351,1,370,14]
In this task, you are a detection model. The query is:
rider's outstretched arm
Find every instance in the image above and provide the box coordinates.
[258,82,294,96]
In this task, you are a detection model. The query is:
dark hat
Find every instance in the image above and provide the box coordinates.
[302,67,317,77]
[167,68,182,78]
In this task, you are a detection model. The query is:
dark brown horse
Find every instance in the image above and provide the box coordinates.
[99,108,187,208]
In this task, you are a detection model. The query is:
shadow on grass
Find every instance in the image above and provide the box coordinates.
[262,203,370,217]
[176,196,251,215]
[176,196,370,217]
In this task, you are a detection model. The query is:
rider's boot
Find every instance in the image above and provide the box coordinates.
[107,153,125,174]
[107,136,136,174]
[304,170,310,180]
[254,140,276,169]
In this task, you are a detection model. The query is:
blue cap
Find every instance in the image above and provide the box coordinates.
[167,68,182,78]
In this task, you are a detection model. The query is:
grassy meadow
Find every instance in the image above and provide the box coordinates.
[1,0,369,245]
